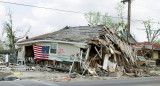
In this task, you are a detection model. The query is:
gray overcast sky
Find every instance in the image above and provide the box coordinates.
[0,0,160,42]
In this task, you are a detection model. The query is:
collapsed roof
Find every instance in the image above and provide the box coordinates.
[17,26,136,45]
[17,26,104,45]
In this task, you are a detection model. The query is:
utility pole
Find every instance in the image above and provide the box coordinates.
[121,0,131,43]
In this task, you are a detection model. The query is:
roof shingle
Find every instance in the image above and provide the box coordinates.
[17,26,104,44]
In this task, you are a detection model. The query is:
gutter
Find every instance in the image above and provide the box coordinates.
[15,40,88,46]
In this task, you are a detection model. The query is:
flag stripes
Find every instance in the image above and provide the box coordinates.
[33,45,49,60]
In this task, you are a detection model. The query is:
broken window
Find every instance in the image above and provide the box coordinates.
[80,48,87,60]
[50,44,57,54]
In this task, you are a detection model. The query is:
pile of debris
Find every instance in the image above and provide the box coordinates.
[0,72,11,80]
[81,26,139,77]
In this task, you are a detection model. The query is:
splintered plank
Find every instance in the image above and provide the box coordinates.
[95,47,103,59]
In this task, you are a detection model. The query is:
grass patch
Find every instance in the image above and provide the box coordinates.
[154,68,160,71]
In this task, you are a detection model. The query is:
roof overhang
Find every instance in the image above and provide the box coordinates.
[15,40,88,46]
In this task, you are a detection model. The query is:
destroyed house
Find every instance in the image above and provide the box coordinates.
[136,42,160,65]
[16,26,138,75]
[16,26,104,71]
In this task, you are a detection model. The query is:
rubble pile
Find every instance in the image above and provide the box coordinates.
[82,26,139,77]
[0,72,11,80]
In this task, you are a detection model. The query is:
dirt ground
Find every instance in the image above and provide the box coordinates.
[3,67,160,82]
[6,71,124,82]
[8,71,70,81]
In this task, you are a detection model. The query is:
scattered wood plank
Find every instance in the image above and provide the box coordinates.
[94,47,103,59]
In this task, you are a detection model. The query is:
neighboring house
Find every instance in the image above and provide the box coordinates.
[0,50,11,55]
[0,50,11,63]
[0,41,13,63]
[16,26,137,71]
[136,42,160,65]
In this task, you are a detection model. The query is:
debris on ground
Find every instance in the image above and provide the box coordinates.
[0,72,11,81]
[0,26,160,82]
[2,76,21,81]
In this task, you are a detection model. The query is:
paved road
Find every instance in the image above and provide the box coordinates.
[0,79,58,86]
[58,77,160,86]
[0,77,160,86]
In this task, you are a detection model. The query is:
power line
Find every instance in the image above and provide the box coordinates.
[0,0,122,19]
[131,19,159,23]
[136,28,159,31]
[0,0,85,14]
[0,1,123,19]
[0,0,159,24]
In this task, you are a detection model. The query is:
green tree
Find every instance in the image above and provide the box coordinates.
[143,19,160,42]
[101,12,115,28]
[3,12,15,54]
[85,2,127,36]
[0,40,4,51]
[153,39,160,44]
[3,11,30,57]
[85,11,101,26]
[115,2,128,35]
[85,11,115,27]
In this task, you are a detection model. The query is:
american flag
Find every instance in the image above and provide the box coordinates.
[33,45,49,60]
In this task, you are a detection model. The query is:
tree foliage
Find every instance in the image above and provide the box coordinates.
[0,40,4,51]
[115,2,128,34]
[3,12,15,53]
[3,11,30,54]
[153,39,160,44]
[85,11,106,26]
[143,19,160,42]
[85,2,128,36]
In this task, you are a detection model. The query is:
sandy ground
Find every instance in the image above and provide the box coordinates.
[8,71,69,81]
